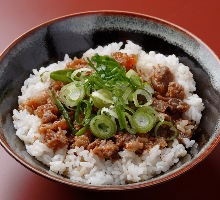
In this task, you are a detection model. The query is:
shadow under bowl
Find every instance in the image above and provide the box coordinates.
[0,11,220,190]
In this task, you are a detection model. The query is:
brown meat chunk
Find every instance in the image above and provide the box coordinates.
[156,94,170,102]
[71,135,90,148]
[114,132,137,147]
[166,82,185,99]
[35,103,58,124]
[87,139,119,159]
[168,98,189,113]
[136,134,167,152]
[39,118,69,134]
[152,98,168,113]
[44,128,68,150]
[114,133,144,152]
[19,90,52,113]
[149,66,174,95]
[162,113,172,122]
[175,119,195,141]
[70,128,93,149]
[111,52,137,71]
[153,137,167,149]
[125,140,144,152]
[83,129,95,142]
[49,80,65,91]
[66,58,89,69]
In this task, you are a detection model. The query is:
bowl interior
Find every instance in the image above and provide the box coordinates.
[0,12,220,190]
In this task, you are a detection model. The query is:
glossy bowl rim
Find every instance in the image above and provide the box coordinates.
[0,10,220,191]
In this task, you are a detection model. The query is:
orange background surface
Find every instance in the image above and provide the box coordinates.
[0,0,220,199]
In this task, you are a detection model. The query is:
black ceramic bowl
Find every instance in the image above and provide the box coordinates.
[0,11,220,190]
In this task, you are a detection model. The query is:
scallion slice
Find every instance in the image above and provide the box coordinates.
[124,112,137,134]
[154,121,178,141]
[125,106,135,115]
[132,108,156,133]
[101,106,118,119]
[126,69,138,78]
[50,69,75,83]
[138,106,157,116]
[130,75,143,88]
[122,86,133,104]
[133,89,152,107]
[91,89,113,108]
[143,82,154,94]
[115,100,126,130]
[90,115,117,139]
[70,68,92,82]
[126,69,143,88]
[75,100,92,125]
[59,82,85,109]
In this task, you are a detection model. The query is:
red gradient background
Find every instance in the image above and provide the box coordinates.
[0,0,220,200]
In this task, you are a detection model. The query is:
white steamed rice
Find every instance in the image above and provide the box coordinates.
[13,41,204,185]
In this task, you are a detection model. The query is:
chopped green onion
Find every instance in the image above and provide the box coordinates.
[90,115,117,139]
[122,86,133,104]
[126,69,143,88]
[133,89,152,107]
[126,69,138,78]
[101,107,118,119]
[125,106,135,115]
[75,100,92,125]
[59,82,85,109]
[87,54,130,91]
[143,82,154,94]
[75,124,90,136]
[97,108,102,115]
[137,106,157,116]
[132,108,156,133]
[124,112,137,134]
[50,69,75,83]
[130,75,143,88]
[51,90,76,134]
[70,68,92,82]
[115,100,126,130]
[91,89,113,108]
[154,121,178,141]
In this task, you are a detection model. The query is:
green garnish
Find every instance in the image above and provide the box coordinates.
[90,115,117,139]
[50,69,75,83]
[75,124,90,136]
[114,100,126,130]
[49,54,165,138]
[59,82,85,109]
[91,89,113,108]
[154,121,178,141]
[143,82,154,94]
[51,90,76,133]
[124,112,137,134]
[75,100,92,125]
[70,68,92,82]
[132,107,157,133]
[132,89,152,107]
